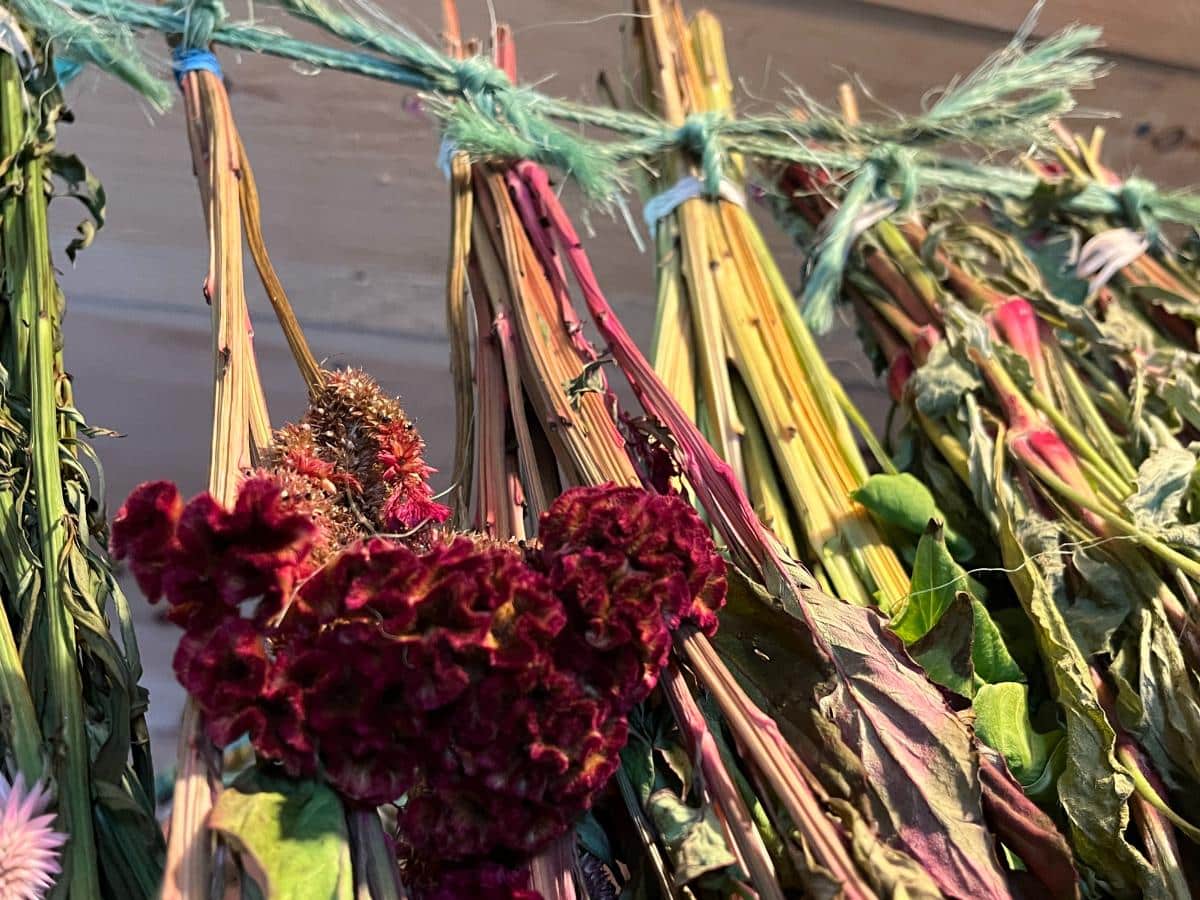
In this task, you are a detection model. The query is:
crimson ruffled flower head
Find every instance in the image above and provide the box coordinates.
[111,476,318,631]
[535,484,726,711]
[114,472,727,898]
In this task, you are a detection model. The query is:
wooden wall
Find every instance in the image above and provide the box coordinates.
[861,0,1199,71]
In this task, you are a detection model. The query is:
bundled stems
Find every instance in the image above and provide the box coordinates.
[0,36,163,899]
[165,57,272,899]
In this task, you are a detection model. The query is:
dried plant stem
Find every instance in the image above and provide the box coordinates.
[661,663,784,900]
[445,152,475,524]
[679,631,874,900]
[348,808,408,900]
[236,132,324,393]
[165,66,273,900]
[634,0,745,480]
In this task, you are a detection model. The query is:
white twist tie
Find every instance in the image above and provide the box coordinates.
[1076,227,1149,295]
[642,175,746,236]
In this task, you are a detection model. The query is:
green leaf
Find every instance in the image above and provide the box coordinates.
[891,522,966,642]
[47,151,105,262]
[620,733,655,809]
[209,770,353,900]
[645,789,738,886]
[852,473,974,559]
[974,683,1062,798]
[907,592,976,697]
[656,744,693,798]
[577,811,613,866]
[1022,230,1089,305]
[969,598,1024,685]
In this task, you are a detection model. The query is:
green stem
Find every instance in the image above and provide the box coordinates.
[874,219,943,315]
[8,66,100,897]
[0,57,44,785]
[1058,358,1139,484]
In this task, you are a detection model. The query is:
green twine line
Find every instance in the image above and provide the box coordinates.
[8,0,171,108]
[28,0,1200,255]
[800,158,889,334]
[67,0,438,90]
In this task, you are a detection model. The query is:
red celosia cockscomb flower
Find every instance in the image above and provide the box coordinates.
[113,476,727,897]
[111,477,318,631]
[412,861,540,900]
[534,484,727,712]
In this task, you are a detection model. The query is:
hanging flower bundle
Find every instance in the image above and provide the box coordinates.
[112,374,725,893]
[12,0,1200,896]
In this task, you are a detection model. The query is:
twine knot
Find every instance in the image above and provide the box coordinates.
[453,56,511,101]
[179,0,227,50]
[675,113,725,196]
[867,143,918,213]
[1120,177,1158,243]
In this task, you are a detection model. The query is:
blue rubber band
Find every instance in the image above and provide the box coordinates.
[172,48,223,86]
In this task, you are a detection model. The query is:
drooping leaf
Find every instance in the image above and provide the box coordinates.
[976,751,1079,898]
[974,682,1063,798]
[1109,601,1200,802]
[910,339,982,419]
[1127,445,1194,529]
[804,592,1018,899]
[1067,547,1136,656]
[47,151,105,262]
[853,472,974,559]
[209,769,354,900]
[646,789,739,886]
[713,572,976,899]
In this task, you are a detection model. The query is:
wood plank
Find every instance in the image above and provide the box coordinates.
[859,0,1200,71]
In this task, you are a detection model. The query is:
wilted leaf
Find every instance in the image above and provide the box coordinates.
[1128,445,1194,529]
[907,592,976,697]
[852,472,974,559]
[646,790,738,886]
[47,152,106,262]
[802,594,1016,898]
[976,752,1079,898]
[1158,373,1200,433]
[1066,547,1136,656]
[209,770,353,900]
[997,498,1160,898]
[714,573,992,898]
[910,340,981,418]
[1110,602,1200,802]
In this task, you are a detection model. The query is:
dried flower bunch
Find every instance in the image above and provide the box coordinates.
[112,372,725,895]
